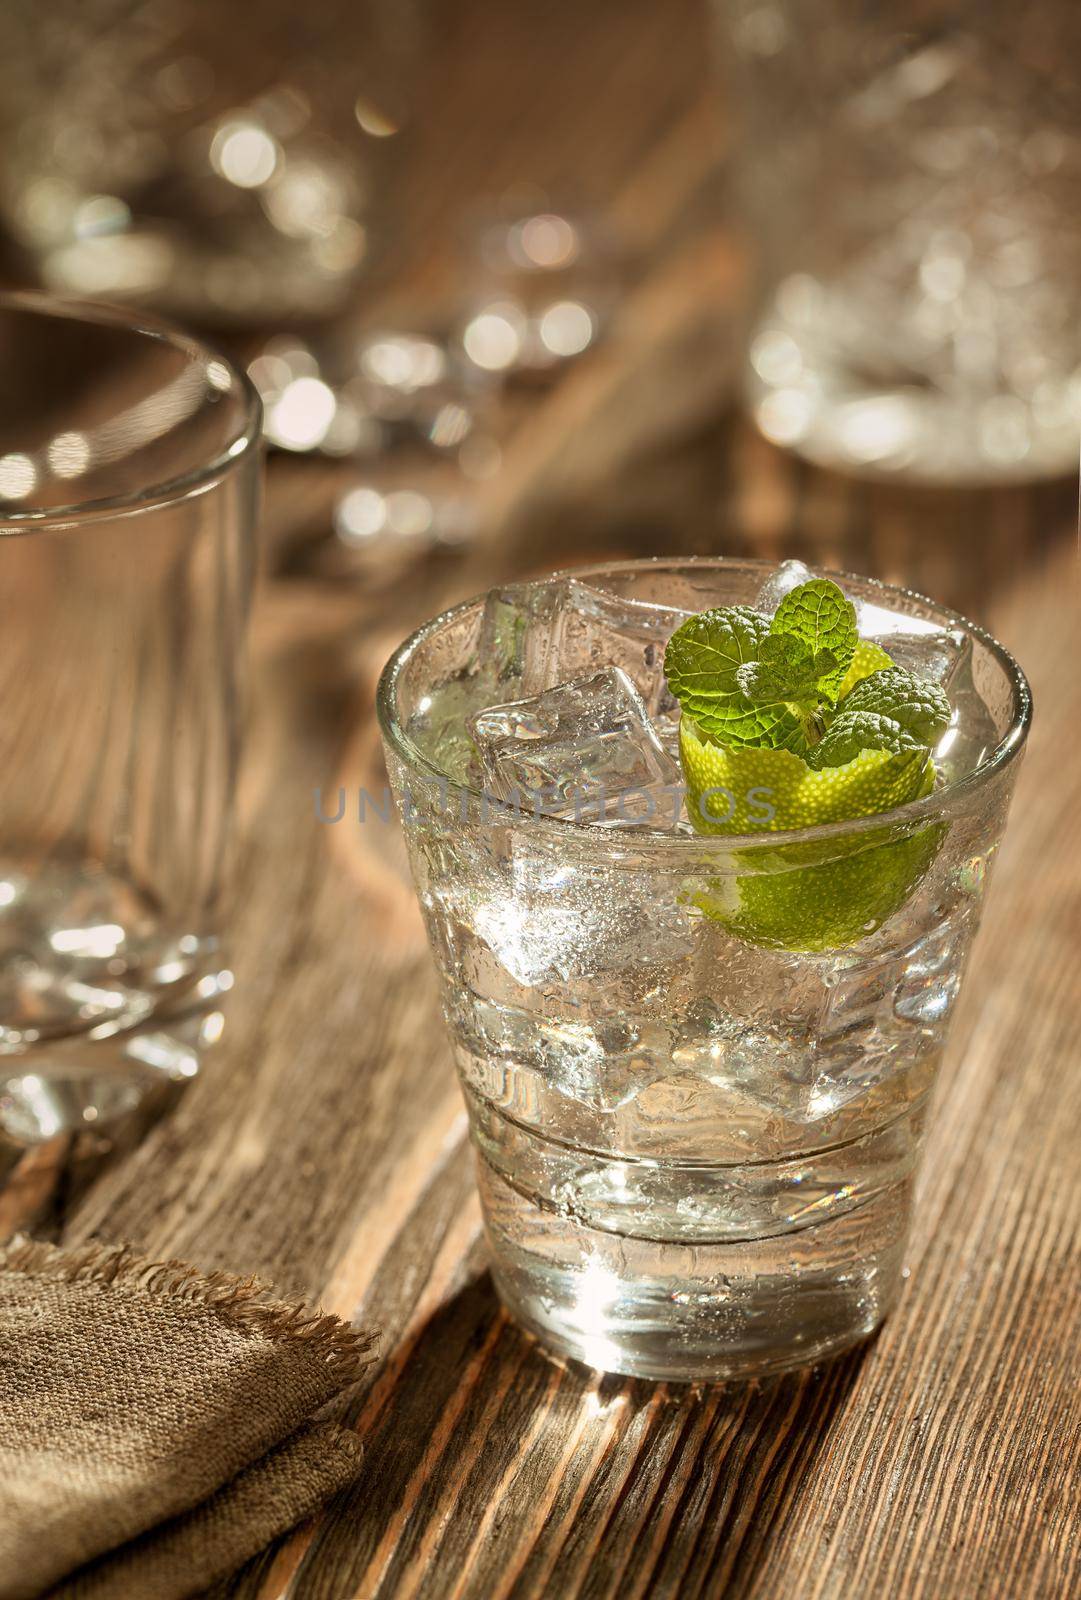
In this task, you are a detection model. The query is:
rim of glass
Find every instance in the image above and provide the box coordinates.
[377,557,1032,854]
[0,291,262,531]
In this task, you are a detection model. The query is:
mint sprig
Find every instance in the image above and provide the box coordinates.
[735,632,841,706]
[666,575,950,951]
[806,710,924,770]
[840,666,951,746]
[768,579,857,704]
[662,606,804,751]
[662,575,950,775]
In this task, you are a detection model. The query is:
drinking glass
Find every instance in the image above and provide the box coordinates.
[378,559,1030,1381]
[0,293,260,1141]
[717,0,1081,482]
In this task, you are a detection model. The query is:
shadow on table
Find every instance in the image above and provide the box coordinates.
[0,1077,188,1242]
[252,1266,874,1599]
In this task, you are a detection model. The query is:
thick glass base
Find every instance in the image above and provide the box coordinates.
[478,1152,911,1384]
[0,859,231,1142]
[746,299,1081,485]
[0,973,230,1143]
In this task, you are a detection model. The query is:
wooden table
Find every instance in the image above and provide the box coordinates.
[2,3,1079,1595]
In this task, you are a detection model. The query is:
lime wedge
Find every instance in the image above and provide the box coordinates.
[836,637,894,700]
[679,713,942,952]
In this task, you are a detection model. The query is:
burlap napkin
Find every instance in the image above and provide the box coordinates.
[0,1236,378,1600]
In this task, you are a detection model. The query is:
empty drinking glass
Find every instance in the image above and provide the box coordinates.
[0,293,260,1140]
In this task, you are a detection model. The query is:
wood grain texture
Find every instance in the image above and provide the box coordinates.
[3,2,1080,1597]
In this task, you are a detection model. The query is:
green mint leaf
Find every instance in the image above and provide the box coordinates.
[736,633,840,705]
[841,666,951,745]
[770,579,857,704]
[663,606,802,750]
[807,710,924,770]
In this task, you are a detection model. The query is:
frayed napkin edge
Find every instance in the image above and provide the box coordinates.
[0,1234,379,1383]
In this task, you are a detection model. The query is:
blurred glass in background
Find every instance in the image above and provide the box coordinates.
[244,200,625,575]
[718,0,1081,482]
[0,0,420,325]
[458,205,620,382]
[0,2,637,583]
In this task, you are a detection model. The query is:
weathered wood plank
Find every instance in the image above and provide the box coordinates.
[206,472,1080,1600]
[3,2,1079,1596]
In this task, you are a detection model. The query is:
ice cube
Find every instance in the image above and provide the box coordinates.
[856,599,970,687]
[843,598,999,776]
[474,582,561,696]
[754,558,817,615]
[518,577,692,718]
[929,642,1000,780]
[441,833,697,997]
[468,666,684,830]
